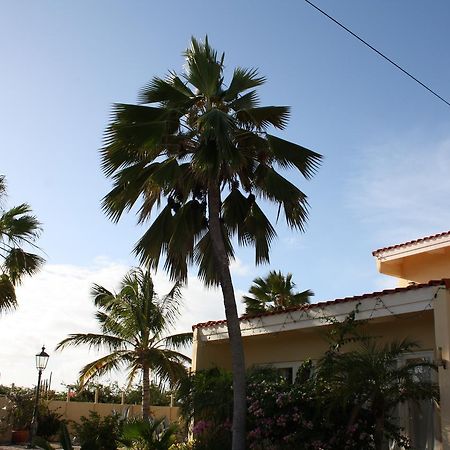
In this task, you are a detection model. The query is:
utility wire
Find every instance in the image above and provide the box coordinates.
[304,0,450,108]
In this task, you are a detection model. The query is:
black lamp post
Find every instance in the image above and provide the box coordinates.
[29,346,49,445]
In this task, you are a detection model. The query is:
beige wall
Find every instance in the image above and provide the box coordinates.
[194,311,436,371]
[49,400,180,428]
[434,287,450,449]
[0,398,179,444]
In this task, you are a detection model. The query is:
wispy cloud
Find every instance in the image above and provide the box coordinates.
[346,131,450,245]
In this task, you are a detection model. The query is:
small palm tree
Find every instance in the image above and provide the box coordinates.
[317,337,438,449]
[100,37,321,449]
[56,267,192,419]
[0,175,44,311]
[243,270,313,314]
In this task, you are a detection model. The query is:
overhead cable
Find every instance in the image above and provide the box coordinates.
[304,0,450,108]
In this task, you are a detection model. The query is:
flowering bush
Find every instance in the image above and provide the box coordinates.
[246,366,377,450]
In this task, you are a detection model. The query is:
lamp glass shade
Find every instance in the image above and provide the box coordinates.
[35,346,49,370]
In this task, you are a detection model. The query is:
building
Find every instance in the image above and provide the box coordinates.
[191,230,450,449]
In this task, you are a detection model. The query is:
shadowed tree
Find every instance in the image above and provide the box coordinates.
[243,270,313,315]
[0,175,45,312]
[100,37,321,449]
[316,337,438,450]
[56,267,192,419]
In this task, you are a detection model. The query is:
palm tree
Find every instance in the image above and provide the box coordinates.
[243,270,313,314]
[317,337,438,449]
[0,175,44,311]
[56,267,192,419]
[100,37,321,449]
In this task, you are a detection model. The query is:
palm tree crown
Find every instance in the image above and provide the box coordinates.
[243,270,313,315]
[0,175,45,311]
[56,267,192,419]
[101,37,322,284]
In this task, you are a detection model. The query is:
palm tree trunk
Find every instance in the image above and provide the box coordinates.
[208,183,246,450]
[142,364,151,420]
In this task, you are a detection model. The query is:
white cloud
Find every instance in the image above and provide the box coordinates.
[0,260,233,389]
[347,132,450,244]
[229,257,251,277]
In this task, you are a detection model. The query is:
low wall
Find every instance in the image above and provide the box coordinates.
[49,400,180,425]
[0,397,180,444]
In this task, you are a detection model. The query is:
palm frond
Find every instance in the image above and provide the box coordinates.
[134,203,174,271]
[79,350,133,386]
[55,333,127,352]
[223,67,266,101]
[138,75,194,105]
[161,332,193,350]
[0,274,17,312]
[184,36,223,98]
[0,204,42,243]
[229,90,260,111]
[236,106,290,131]
[2,248,45,284]
[254,165,309,231]
[267,134,322,180]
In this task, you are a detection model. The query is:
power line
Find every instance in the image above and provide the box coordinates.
[304,0,450,108]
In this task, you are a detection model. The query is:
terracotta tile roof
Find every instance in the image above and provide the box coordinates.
[192,279,450,330]
[372,230,450,256]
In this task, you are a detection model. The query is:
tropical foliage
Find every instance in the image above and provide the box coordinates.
[73,411,123,450]
[56,267,192,419]
[100,36,321,449]
[120,417,178,450]
[179,312,438,449]
[0,175,44,311]
[243,270,313,314]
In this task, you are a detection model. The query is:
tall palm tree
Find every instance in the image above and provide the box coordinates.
[56,267,192,419]
[100,37,321,449]
[0,175,44,311]
[243,270,313,315]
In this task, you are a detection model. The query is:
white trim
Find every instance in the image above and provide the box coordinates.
[374,234,450,262]
[197,286,441,342]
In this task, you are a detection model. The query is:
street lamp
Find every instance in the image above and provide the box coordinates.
[29,346,49,445]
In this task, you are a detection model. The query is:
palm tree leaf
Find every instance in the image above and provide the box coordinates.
[162,332,193,350]
[229,90,260,111]
[138,75,194,105]
[184,37,223,98]
[0,204,42,242]
[267,134,322,179]
[55,333,127,352]
[0,274,17,311]
[223,67,266,101]
[236,106,290,131]
[147,348,191,385]
[194,228,235,286]
[239,201,277,264]
[254,165,309,231]
[2,248,45,284]
[134,203,174,271]
[79,350,133,386]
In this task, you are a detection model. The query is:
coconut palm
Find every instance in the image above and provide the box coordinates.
[100,37,321,449]
[0,175,44,311]
[243,270,313,314]
[56,267,192,419]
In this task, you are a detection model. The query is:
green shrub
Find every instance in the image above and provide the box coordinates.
[73,411,123,450]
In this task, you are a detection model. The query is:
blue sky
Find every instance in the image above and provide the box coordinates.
[1,1,450,386]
